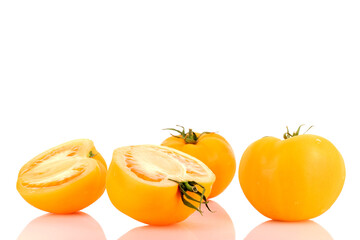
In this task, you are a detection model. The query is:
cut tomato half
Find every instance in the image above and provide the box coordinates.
[17,139,107,213]
[106,145,215,225]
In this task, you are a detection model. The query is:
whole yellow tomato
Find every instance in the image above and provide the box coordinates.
[161,126,236,198]
[239,126,345,221]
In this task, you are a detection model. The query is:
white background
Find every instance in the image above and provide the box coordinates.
[1,0,359,239]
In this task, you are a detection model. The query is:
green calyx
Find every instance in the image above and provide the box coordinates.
[163,125,213,144]
[283,124,314,139]
[168,179,213,215]
[88,151,97,158]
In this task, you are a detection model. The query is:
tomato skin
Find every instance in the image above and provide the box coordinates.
[162,133,236,198]
[239,134,345,221]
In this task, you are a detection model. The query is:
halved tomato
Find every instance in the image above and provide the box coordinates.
[17,139,107,213]
[106,145,216,225]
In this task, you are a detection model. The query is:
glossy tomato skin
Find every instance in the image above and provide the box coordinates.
[239,134,345,221]
[162,133,236,198]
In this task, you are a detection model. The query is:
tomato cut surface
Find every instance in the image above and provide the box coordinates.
[106,145,215,225]
[17,139,107,214]
[21,147,87,188]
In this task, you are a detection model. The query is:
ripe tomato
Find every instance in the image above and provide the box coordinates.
[17,139,107,213]
[161,126,236,198]
[239,126,346,221]
[106,145,215,225]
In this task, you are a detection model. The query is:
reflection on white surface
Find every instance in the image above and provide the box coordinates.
[17,212,106,240]
[245,220,333,240]
[118,201,235,240]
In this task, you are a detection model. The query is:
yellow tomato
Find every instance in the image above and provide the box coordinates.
[106,145,215,225]
[17,139,107,213]
[239,126,346,221]
[161,126,236,198]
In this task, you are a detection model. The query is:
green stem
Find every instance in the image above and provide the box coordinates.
[88,151,97,158]
[283,125,314,139]
[163,125,213,144]
[168,179,213,215]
